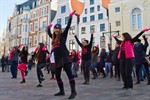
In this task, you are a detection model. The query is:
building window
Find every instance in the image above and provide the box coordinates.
[57,18,62,24]
[81,27,86,34]
[70,26,75,35]
[42,21,47,28]
[83,17,87,23]
[92,37,95,46]
[34,22,38,30]
[25,24,28,32]
[69,40,75,51]
[90,25,95,32]
[90,0,94,5]
[44,8,47,15]
[29,37,32,47]
[85,8,87,14]
[97,5,100,11]
[90,7,94,13]
[100,24,105,31]
[115,7,120,12]
[61,6,66,13]
[116,21,121,26]
[90,15,95,21]
[25,38,28,45]
[65,17,69,24]
[98,13,103,20]
[36,0,39,6]
[33,2,35,8]
[43,0,46,3]
[34,36,37,46]
[18,27,20,35]
[132,8,142,30]
[23,25,25,32]
[30,24,33,32]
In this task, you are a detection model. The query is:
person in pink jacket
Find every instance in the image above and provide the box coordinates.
[113,28,150,90]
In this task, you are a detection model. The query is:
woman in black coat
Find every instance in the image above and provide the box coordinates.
[47,11,77,99]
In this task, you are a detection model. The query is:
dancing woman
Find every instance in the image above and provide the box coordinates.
[34,43,49,87]
[47,11,77,99]
[113,28,150,89]
[17,46,28,83]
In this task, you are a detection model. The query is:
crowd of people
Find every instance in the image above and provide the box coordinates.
[1,10,150,99]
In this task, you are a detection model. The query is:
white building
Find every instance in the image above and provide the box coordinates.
[51,0,109,52]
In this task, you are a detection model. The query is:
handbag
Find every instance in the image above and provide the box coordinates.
[50,52,55,63]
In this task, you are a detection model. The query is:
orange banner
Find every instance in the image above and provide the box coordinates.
[70,0,85,16]
[100,0,111,9]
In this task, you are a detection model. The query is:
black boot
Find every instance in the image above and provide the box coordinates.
[68,84,77,99]
[147,75,150,85]
[54,83,65,96]
[135,76,140,84]
[20,79,25,83]
[25,69,28,76]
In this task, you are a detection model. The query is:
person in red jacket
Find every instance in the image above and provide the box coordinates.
[17,46,28,83]
[113,28,150,89]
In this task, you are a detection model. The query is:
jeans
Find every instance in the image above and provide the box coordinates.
[81,60,91,81]
[105,62,112,76]
[36,63,46,84]
[71,62,78,76]
[120,59,133,88]
[11,61,18,78]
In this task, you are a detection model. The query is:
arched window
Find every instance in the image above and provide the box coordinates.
[132,8,142,30]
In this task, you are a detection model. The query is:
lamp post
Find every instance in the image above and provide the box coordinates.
[102,23,120,48]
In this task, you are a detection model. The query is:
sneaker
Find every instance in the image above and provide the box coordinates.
[82,82,87,84]
[54,91,65,96]
[36,84,42,87]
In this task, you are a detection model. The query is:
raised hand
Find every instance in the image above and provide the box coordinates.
[69,10,76,17]
[142,28,150,32]
[48,24,53,28]
[91,30,94,34]
[113,35,117,38]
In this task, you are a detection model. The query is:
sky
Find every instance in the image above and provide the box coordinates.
[0,0,27,35]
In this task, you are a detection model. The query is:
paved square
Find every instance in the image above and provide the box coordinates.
[0,68,150,100]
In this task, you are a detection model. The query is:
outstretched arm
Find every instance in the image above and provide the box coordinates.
[47,24,53,38]
[113,36,122,45]
[143,35,148,48]
[74,35,83,47]
[63,11,75,40]
[89,33,94,48]
[132,28,150,43]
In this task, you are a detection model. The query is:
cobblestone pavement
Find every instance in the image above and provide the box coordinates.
[0,68,150,100]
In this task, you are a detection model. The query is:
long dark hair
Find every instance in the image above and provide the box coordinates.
[52,30,62,46]
[122,32,132,41]
[35,43,44,60]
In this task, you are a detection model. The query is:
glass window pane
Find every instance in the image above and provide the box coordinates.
[138,14,142,29]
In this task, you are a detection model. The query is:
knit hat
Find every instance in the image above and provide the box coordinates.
[54,24,62,30]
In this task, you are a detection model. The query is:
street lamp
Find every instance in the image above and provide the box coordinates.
[102,23,120,48]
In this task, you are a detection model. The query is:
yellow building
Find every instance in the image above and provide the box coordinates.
[109,0,150,49]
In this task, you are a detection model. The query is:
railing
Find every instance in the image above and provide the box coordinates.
[22,18,30,23]
[39,26,46,32]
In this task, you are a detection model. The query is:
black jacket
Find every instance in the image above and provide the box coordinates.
[47,17,72,67]
[75,34,93,60]
[19,51,28,63]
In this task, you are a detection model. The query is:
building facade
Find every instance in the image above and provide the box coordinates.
[9,0,57,53]
[109,0,150,49]
[51,0,109,52]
